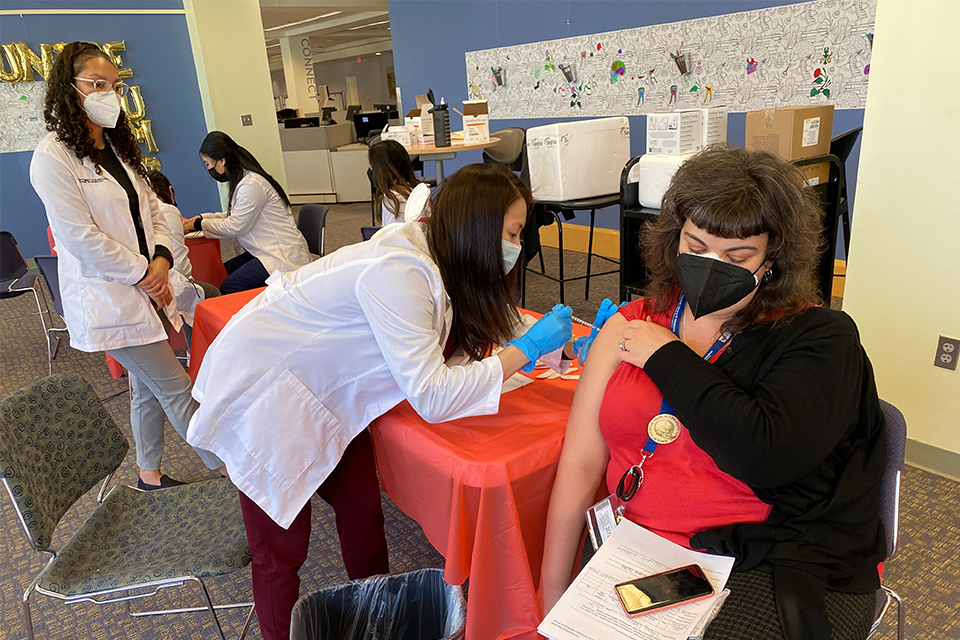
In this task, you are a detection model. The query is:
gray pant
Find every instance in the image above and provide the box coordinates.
[106,339,223,471]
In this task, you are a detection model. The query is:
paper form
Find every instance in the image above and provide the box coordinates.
[539,519,735,640]
[501,372,534,394]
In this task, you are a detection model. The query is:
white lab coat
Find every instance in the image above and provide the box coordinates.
[188,222,565,528]
[200,171,311,274]
[158,201,204,325]
[29,132,176,352]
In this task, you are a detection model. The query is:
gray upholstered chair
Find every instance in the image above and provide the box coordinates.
[867,399,906,639]
[0,373,254,640]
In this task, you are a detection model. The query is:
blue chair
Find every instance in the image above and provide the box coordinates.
[867,400,906,639]
[297,203,329,257]
[33,255,69,375]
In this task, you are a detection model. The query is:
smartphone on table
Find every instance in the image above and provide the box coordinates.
[614,564,715,618]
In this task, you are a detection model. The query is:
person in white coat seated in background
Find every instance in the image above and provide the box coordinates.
[187,163,576,640]
[369,139,427,226]
[29,41,225,490]
[146,169,220,345]
[182,131,311,294]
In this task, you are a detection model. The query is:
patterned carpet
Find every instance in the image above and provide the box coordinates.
[0,203,956,639]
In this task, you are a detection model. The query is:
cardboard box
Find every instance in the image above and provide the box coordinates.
[745,105,834,184]
[646,110,702,155]
[381,125,414,146]
[678,105,728,148]
[415,94,434,140]
[526,117,631,201]
[403,114,422,142]
[462,99,490,143]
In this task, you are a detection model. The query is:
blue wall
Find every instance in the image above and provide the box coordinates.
[388,0,863,257]
[0,3,220,257]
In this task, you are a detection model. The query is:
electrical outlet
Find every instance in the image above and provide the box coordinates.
[934,335,960,371]
[241,114,253,126]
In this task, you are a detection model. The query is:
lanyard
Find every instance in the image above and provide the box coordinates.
[616,295,732,503]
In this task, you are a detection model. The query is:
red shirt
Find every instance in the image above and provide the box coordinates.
[598,298,771,547]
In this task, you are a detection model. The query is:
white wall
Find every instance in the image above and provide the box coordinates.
[843,0,960,462]
[271,69,287,100]
[184,0,286,195]
[314,52,395,112]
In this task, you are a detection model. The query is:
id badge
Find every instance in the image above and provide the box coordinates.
[585,494,624,551]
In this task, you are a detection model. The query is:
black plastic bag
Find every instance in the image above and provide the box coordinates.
[290,568,466,640]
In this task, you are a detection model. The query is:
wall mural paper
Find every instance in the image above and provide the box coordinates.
[465,0,876,119]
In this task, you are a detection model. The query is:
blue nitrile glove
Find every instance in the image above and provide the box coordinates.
[508,304,574,373]
[571,299,627,366]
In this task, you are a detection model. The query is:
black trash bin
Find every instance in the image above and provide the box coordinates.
[290,568,466,640]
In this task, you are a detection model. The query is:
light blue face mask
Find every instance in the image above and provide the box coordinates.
[502,239,521,273]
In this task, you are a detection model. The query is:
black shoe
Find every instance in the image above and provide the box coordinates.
[137,474,187,491]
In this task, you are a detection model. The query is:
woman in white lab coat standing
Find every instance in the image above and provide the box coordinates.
[187,163,575,640]
[183,131,310,294]
[29,41,224,489]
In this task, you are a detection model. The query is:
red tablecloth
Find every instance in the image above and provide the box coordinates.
[185,236,228,289]
[187,288,262,381]
[187,293,584,639]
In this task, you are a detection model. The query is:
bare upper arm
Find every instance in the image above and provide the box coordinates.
[560,312,629,473]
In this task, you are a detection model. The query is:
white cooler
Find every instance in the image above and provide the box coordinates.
[629,153,695,209]
[526,117,631,201]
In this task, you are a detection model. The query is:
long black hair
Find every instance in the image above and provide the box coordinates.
[369,140,419,224]
[147,169,174,205]
[199,131,290,210]
[427,163,531,361]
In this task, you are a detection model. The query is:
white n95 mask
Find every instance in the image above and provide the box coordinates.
[76,86,122,128]
[502,239,521,273]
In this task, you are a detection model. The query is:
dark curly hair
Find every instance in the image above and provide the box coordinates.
[42,41,147,181]
[641,145,824,333]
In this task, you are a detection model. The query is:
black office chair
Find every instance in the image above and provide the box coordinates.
[297,204,329,257]
[360,226,380,242]
[1,231,53,364]
[830,126,863,257]
[33,255,69,375]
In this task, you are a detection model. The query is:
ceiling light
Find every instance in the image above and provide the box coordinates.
[375,52,382,56]
[347,20,389,31]
[264,11,342,32]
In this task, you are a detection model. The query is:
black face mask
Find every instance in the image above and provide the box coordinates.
[675,253,766,319]
[208,165,229,183]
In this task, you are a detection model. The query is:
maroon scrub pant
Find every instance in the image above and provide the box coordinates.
[237,429,389,640]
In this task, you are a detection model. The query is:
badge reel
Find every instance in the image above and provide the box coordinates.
[585,413,682,551]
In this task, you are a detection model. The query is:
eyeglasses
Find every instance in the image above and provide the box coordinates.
[74,77,129,97]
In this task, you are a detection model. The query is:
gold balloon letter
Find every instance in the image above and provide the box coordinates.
[1,43,25,83]
[16,42,57,82]
[131,118,159,153]
[142,156,162,171]
[122,85,146,122]
[100,41,133,79]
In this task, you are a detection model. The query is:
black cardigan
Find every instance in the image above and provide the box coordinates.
[644,306,887,638]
